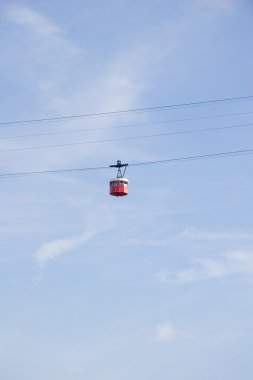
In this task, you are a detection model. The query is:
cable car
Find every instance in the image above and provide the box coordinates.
[109,160,128,197]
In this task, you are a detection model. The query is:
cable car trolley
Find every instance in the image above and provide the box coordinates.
[109,160,129,197]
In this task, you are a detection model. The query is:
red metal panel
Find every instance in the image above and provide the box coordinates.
[110,182,128,196]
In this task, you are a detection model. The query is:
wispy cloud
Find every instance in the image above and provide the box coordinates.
[126,227,253,249]
[4,4,60,38]
[34,228,98,266]
[34,201,115,266]
[3,3,81,86]
[1,3,162,172]
[157,251,253,285]
[1,2,188,177]
[154,321,192,341]
[177,228,253,241]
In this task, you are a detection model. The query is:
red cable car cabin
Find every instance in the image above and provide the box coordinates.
[109,160,129,197]
[110,178,128,196]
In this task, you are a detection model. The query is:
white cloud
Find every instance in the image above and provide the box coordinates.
[226,251,253,273]
[154,321,192,341]
[155,322,177,341]
[3,3,81,77]
[127,227,253,250]
[157,251,253,285]
[5,4,60,39]
[177,228,253,241]
[34,200,115,266]
[34,228,98,266]
[1,2,185,176]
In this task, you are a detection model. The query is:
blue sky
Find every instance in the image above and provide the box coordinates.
[0,1,253,379]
